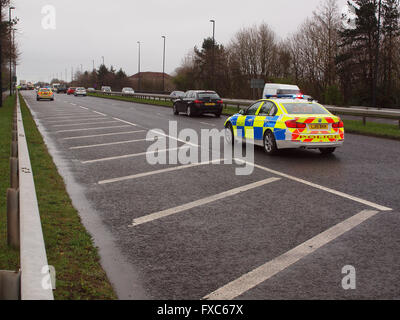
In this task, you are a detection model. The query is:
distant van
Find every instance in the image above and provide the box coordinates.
[262,83,301,99]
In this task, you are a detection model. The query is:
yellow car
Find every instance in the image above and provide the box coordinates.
[36,88,54,101]
[225,98,344,155]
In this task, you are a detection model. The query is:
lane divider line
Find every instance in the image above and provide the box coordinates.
[52,121,120,127]
[203,209,381,300]
[112,117,138,127]
[70,139,148,150]
[62,130,146,140]
[98,157,221,185]
[55,125,131,133]
[129,177,281,227]
[45,117,107,123]
[93,110,107,116]
[82,146,190,164]
[234,159,392,212]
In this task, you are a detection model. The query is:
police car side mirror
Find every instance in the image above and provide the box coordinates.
[239,109,245,115]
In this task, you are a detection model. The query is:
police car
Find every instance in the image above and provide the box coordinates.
[224,96,344,155]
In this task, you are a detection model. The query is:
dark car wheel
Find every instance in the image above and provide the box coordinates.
[215,113,221,118]
[263,131,278,155]
[187,105,194,117]
[319,147,336,155]
[173,104,179,115]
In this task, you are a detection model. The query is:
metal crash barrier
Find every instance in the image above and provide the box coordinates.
[0,92,54,300]
[94,90,400,128]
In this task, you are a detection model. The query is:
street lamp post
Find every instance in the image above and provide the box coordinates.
[137,41,141,92]
[162,36,166,93]
[12,29,16,90]
[9,6,15,95]
[210,19,216,90]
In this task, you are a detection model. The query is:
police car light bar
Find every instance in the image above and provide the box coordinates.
[265,94,305,99]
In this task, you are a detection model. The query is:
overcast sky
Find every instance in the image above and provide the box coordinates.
[13,0,348,83]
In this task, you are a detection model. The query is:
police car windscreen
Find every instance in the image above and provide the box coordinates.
[277,89,300,95]
[283,103,330,115]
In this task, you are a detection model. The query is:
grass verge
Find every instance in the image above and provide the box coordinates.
[343,119,400,141]
[0,94,20,271]
[19,94,117,300]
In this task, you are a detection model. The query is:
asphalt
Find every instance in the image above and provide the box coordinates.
[21,91,400,300]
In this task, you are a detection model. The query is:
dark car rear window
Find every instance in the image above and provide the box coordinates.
[197,92,220,99]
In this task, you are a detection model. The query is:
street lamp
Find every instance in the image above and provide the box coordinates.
[137,41,141,92]
[162,36,166,93]
[12,28,16,91]
[9,6,15,95]
[210,19,216,90]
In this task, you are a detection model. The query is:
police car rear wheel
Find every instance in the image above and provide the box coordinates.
[319,147,336,155]
[264,131,278,155]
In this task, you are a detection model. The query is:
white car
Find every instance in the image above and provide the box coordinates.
[74,87,87,96]
[87,88,95,93]
[263,83,301,99]
[170,91,185,98]
[122,87,135,95]
[101,86,112,93]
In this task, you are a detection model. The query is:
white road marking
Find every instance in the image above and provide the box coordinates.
[203,209,381,300]
[99,158,221,185]
[149,129,199,148]
[62,130,146,140]
[79,106,89,110]
[112,117,138,127]
[70,103,77,106]
[45,117,107,123]
[129,177,281,227]
[93,110,107,116]
[234,159,392,212]
[70,138,148,150]
[56,125,131,133]
[39,115,105,120]
[82,146,189,164]
[200,122,216,127]
[52,121,120,127]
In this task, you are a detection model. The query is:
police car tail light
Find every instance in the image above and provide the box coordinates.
[217,100,223,104]
[194,100,202,104]
[285,120,306,129]
[332,121,344,128]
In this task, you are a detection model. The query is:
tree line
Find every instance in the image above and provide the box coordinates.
[173,0,400,108]
[0,0,18,101]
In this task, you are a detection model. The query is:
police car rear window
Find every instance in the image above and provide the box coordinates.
[283,103,330,115]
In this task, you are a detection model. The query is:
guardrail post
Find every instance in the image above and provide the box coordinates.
[10,157,19,189]
[7,188,19,249]
[362,116,366,126]
[0,271,21,300]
